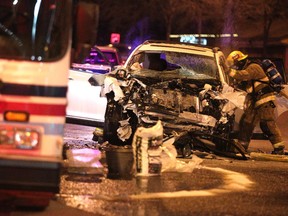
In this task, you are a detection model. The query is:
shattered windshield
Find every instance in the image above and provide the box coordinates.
[128,51,219,80]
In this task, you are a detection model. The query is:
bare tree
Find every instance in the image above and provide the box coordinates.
[226,0,288,56]
[187,0,224,43]
[260,0,288,55]
[149,0,225,42]
[97,0,288,52]
[220,0,241,51]
[148,0,188,41]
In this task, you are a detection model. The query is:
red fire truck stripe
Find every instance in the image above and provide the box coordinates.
[0,102,66,116]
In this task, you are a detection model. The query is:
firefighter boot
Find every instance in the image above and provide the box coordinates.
[271,142,286,155]
[271,147,285,155]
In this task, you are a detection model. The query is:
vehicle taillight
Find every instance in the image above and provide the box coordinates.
[0,126,41,150]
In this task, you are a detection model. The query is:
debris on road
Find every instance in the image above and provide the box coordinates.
[65,148,104,175]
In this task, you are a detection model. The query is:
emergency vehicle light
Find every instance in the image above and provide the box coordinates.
[4,111,29,122]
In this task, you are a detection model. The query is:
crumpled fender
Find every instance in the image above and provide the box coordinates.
[102,76,125,101]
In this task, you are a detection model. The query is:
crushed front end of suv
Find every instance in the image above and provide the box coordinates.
[92,41,248,159]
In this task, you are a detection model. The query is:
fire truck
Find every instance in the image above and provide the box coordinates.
[0,0,72,209]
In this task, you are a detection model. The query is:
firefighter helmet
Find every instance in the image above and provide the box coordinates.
[226,50,248,67]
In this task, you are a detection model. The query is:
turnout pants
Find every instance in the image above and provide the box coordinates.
[238,101,284,150]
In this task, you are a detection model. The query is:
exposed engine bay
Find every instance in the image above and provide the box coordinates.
[93,68,247,160]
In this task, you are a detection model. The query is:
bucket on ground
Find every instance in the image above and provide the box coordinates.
[105,146,134,180]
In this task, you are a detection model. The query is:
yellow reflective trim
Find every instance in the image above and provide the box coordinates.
[255,95,276,107]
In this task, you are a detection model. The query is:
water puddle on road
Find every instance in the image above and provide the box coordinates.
[59,166,254,202]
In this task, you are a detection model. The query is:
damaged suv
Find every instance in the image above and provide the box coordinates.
[93,41,249,159]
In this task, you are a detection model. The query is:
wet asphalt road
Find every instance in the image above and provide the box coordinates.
[11,123,288,216]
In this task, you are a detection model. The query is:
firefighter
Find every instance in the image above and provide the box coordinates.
[226,50,285,155]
